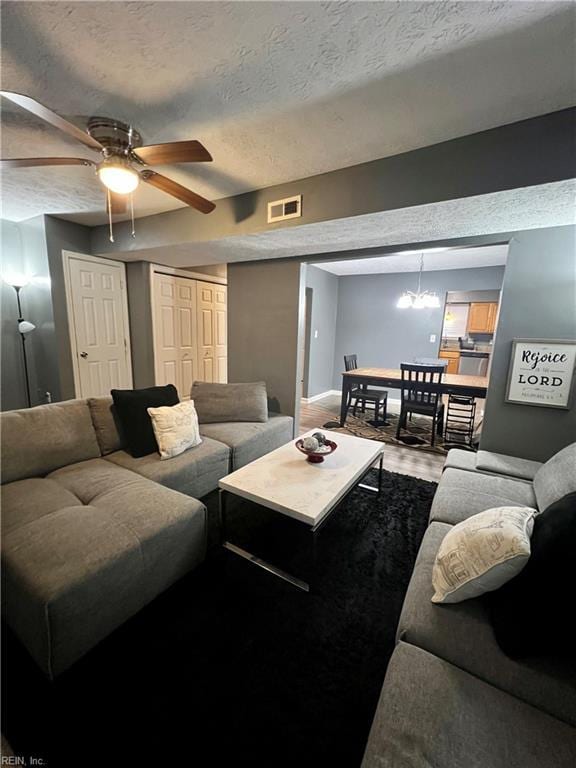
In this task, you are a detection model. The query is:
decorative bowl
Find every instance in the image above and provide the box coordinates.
[295,438,338,463]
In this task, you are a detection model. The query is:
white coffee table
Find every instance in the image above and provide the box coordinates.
[218,430,384,591]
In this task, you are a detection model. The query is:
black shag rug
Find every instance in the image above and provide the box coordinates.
[2,469,436,768]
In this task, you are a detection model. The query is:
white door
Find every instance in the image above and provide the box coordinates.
[214,285,228,383]
[197,281,215,382]
[66,254,132,398]
[153,274,179,391]
[153,274,198,398]
[176,278,198,396]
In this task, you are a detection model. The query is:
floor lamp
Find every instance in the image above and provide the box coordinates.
[4,274,36,408]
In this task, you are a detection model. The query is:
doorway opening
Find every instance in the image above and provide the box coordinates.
[299,242,509,481]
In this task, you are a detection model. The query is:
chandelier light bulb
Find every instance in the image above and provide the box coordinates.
[395,253,442,309]
[424,293,441,308]
[98,160,139,195]
[396,293,413,309]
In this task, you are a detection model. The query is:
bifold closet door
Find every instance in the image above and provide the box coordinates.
[197,281,227,383]
[214,284,228,383]
[153,274,198,398]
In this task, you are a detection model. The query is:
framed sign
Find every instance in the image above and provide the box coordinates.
[506,339,576,409]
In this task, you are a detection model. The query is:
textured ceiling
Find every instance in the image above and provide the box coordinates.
[312,245,508,276]
[1,1,574,223]
[114,180,576,267]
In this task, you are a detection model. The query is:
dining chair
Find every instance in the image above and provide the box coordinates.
[344,354,388,422]
[396,363,445,446]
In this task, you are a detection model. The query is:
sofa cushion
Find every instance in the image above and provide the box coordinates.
[0,400,101,484]
[148,400,202,460]
[1,478,79,535]
[47,457,148,501]
[429,467,537,525]
[199,414,293,470]
[361,641,576,768]
[3,460,206,678]
[397,523,576,727]
[191,381,268,423]
[533,442,576,511]
[111,384,179,458]
[88,396,125,455]
[431,506,535,604]
[105,436,230,499]
[489,491,576,659]
[443,448,478,473]
[476,450,542,481]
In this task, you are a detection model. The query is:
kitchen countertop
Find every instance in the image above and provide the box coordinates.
[440,347,491,356]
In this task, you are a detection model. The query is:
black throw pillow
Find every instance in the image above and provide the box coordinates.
[489,491,576,658]
[111,385,179,458]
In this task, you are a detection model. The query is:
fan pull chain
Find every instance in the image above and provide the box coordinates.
[130,193,136,238]
[107,189,114,243]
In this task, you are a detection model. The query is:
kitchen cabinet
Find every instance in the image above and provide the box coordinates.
[487,302,498,333]
[467,302,498,334]
[439,350,460,375]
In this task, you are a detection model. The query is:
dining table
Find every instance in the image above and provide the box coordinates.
[340,367,488,426]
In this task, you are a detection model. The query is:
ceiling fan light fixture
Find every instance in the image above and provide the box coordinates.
[97,158,139,195]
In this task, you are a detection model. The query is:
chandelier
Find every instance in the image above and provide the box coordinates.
[396,253,441,309]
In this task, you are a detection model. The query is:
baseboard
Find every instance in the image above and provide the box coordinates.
[302,390,401,407]
[301,389,341,404]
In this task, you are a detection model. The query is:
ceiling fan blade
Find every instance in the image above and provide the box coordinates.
[133,140,212,165]
[140,170,215,214]
[0,91,103,151]
[106,192,128,215]
[1,157,95,168]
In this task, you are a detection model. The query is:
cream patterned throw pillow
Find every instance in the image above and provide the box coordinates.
[431,506,536,604]
[147,400,202,460]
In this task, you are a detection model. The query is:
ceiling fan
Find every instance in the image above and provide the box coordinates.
[0,91,216,235]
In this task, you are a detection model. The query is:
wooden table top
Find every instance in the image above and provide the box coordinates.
[342,367,488,391]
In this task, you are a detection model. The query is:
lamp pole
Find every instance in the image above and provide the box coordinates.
[14,285,32,408]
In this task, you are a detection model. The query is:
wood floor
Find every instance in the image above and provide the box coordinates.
[299,394,446,483]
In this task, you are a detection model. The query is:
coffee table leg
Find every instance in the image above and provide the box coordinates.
[221,494,310,592]
[222,541,311,593]
[219,488,227,545]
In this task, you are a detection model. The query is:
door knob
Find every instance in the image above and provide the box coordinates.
[80,351,88,358]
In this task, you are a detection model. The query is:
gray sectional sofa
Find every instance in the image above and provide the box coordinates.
[1,397,293,678]
[362,442,576,768]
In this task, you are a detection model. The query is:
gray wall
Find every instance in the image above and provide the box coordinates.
[2,220,30,411]
[332,265,505,391]
[304,265,339,398]
[92,109,576,256]
[228,259,304,429]
[1,217,61,410]
[126,262,155,388]
[43,216,92,401]
[481,226,576,461]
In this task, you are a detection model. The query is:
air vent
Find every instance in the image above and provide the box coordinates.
[267,195,302,223]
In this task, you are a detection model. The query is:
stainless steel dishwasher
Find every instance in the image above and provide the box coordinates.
[458,352,489,376]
